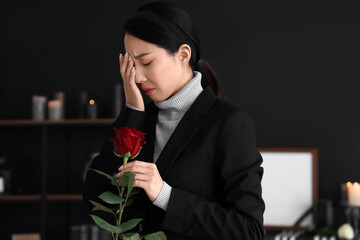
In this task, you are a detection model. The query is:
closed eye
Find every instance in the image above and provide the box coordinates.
[143,61,152,66]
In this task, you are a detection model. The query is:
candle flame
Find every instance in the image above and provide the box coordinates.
[355,182,359,188]
[347,182,352,187]
[89,99,95,105]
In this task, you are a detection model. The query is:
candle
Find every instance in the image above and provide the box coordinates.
[341,183,349,204]
[78,92,88,118]
[87,99,98,119]
[48,100,63,120]
[32,95,47,120]
[55,92,65,119]
[347,182,360,206]
[0,176,4,193]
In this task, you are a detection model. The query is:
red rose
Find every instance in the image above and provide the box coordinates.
[109,127,146,158]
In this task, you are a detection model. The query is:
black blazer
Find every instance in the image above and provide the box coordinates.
[84,84,265,240]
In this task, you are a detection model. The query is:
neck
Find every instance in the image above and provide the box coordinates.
[154,71,203,113]
[168,67,194,99]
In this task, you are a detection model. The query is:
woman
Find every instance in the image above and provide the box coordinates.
[84,1,265,239]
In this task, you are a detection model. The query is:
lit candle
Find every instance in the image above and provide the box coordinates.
[347,182,360,206]
[87,99,98,119]
[48,100,63,120]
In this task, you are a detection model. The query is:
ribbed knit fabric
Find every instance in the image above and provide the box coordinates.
[125,71,203,211]
[153,71,203,163]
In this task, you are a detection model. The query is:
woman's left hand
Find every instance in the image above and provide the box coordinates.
[116,160,163,202]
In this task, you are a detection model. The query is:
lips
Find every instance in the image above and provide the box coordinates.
[142,88,154,94]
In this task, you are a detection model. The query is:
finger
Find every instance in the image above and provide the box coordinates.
[116,168,144,178]
[120,52,129,77]
[121,165,150,176]
[119,53,122,64]
[119,160,154,171]
[132,179,147,190]
[125,55,134,81]
[116,169,149,179]
[116,165,147,178]
[120,164,158,179]
[133,173,150,182]
[129,65,136,85]
[117,161,155,177]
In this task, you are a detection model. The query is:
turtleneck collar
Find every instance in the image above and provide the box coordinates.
[154,71,203,119]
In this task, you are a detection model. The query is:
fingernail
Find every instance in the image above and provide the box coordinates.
[119,166,123,170]
[128,56,132,62]
[119,53,122,58]
[131,67,135,72]
[125,52,128,57]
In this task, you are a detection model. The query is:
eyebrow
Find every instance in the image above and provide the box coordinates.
[134,52,151,59]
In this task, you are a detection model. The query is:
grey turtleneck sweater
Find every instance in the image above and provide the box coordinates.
[126,71,203,211]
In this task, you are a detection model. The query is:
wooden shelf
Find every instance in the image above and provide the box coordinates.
[0,194,83,201]
[0,118,115,127]
[0,194,41,201]
[46,194,83,201]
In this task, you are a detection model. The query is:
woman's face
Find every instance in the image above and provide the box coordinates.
[124,33,192,102]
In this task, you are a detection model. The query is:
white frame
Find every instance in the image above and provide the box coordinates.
[259,148,318,230]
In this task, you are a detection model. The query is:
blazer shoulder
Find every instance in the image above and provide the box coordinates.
[211,99,253,123]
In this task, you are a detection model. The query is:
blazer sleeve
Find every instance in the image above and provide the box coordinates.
[160,109,265,240]
[83,105,148,215]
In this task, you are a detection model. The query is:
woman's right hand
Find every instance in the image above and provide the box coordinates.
[120,52,145,111]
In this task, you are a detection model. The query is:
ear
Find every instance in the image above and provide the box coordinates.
[176,44,192,64]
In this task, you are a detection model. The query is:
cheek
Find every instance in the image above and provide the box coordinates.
[146,58,180,101]
[151,61,176,88]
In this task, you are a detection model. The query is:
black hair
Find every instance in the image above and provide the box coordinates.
[124,0,226,101]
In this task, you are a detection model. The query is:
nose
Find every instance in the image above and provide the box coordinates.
[135,68,147,84]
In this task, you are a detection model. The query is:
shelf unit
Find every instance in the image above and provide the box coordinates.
[0,194,82,201]
[0,118,115,240]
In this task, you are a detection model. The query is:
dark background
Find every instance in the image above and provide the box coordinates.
[1,0,360,227]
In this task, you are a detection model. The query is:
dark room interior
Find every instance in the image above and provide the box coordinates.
[1,0,360,239]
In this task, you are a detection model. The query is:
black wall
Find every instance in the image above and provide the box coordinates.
[1,0,360,209]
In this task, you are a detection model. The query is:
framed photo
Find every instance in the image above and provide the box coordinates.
[259,148,318,230]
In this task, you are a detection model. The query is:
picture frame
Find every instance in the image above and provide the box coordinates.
[259,148,318,230]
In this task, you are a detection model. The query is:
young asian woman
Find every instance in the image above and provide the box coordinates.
[83,1,265,239]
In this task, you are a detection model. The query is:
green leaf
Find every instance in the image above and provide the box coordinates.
[125,198,134,207]
[89,215,123,233]
[89,200,114,214]
[99,191,124,204]
[90,168,118,186]
[119,218,143,233]
[143,231,167,240]
[121,232,141,240]
[118,174,129,187]
[123,171,135,197]
[111,173,118,186]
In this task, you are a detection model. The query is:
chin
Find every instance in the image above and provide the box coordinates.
[149,95,162,102]
[150,94,169,102]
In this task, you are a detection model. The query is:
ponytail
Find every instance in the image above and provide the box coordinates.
[196,59,226,101]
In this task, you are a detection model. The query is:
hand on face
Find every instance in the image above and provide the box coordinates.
[116,160,164,202]
[119,52,145,111]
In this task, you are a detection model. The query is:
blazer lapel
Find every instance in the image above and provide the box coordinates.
[138,102,158,164]
[155,86,218,178]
